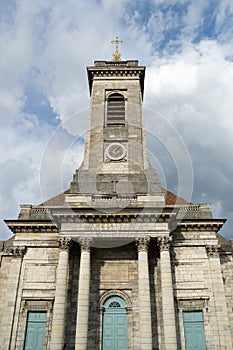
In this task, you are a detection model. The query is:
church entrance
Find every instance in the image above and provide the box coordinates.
[102,296,128,350]
[24,312,46,350]
[183,311,206,350]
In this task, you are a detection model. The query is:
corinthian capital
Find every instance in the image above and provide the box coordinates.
[7,246,27,257]
[58,237,72,251]
[136,236,150,252]
[206,245,220,258]
[158,236,171,251]
[79,238,92,252]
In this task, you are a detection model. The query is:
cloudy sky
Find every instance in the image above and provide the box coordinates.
[1,0,233,240]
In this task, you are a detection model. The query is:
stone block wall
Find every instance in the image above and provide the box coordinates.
[0,255,21,349]
[0,240,59,350]
[220,252,233,337]
[1,232,233,350]
[171,233,233,350]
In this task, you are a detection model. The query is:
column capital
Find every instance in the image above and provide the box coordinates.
[7,245,27,257]
[58,236,72,251]
[206,244,220,258]
[136,235,150,252]
[79,237,92,252]
[158,236,171,251]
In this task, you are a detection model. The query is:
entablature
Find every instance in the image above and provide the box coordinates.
[175,219,225,233]
[50,206,176,226]
[5,220,59,234]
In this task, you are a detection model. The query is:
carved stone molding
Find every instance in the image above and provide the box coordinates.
[79,238,92,252]
[7,246,27,257]
[158,236,171,251]
[177,298,208,311]
[177,222,224,233]
[20,299,53,315]
[58,237,72,251]
[136,236,150,252]
[54,213,170,225]
[90,69,143,79]
[206,245,220,258]
[5,222,59,234]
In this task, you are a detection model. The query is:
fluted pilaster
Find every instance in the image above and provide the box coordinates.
[50,237,72,350]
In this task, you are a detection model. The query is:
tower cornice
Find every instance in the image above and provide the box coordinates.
[87,60,145,98]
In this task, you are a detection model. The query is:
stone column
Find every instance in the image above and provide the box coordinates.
[158,236,177,350]
[50,237,71,350]
[206,245,233,349]
[136,236,152,350]
[75,238,92,350]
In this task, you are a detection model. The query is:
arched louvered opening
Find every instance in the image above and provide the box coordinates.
[106,93,125,124]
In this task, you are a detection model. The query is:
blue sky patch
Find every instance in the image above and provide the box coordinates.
[23,84,59,126]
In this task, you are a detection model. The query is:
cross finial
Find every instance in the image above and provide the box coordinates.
[111,35,123,61]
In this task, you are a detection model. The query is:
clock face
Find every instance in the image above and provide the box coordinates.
[106,143,127,160]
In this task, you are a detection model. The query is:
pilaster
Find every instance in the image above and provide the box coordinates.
[206,244,233,349]
[50,236,72,350]
[7,246,27,350]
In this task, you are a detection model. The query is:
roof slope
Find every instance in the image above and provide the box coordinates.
[40,188,191,207]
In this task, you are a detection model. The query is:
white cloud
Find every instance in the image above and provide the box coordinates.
[0,0,130,240]
[149,61,197,98]
[145,39,233,237]
[216,0,233,28]
[182,0,208,34]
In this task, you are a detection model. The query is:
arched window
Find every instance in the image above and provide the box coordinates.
[106,93,125,124]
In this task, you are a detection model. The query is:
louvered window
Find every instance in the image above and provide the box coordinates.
[107,93,125,124]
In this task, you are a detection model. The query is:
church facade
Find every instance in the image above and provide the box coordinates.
[0,54,233,350]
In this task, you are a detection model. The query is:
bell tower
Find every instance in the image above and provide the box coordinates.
[68,39,164,208]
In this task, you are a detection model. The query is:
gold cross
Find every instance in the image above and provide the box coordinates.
[111,35,123,61]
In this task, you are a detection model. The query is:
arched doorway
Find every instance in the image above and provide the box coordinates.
[102,296,128,350]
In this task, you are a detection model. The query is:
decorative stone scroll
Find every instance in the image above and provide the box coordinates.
[157,236,171,251]
[78,237,92,252]
[206,244,220,258]
[136,236,150,252]
[7,246,27,257]
[58,236,72,251]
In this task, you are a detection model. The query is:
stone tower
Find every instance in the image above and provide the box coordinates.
[1,49,233,350]
[69,59,163,204]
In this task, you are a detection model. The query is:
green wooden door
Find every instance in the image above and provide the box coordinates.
[183,311,206,350]
[102,296,127,350]
[24,312,46,350]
